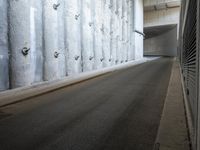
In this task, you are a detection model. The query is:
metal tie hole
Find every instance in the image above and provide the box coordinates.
[21,47,30,56]
[53,3,60,10]
[75,55,80,60]
[54,52,60,58]
[89,56,94,60]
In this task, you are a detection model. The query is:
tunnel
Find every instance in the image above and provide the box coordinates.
[0,0,200,150]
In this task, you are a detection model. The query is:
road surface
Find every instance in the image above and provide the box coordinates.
[0,57,173,150]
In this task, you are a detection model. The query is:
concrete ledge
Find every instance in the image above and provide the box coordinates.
[179,64,194,149]
[0,58,157,107]
[154,59,190,150]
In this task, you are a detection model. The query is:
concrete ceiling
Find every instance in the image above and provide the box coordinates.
[144,1,181,12]
[144,24,177,39]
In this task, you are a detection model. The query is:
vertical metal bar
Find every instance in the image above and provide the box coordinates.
[197,0,200,149]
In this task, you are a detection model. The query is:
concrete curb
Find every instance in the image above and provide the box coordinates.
[153,59,190,150]
[0,58,158,107]
[179,63,194,149]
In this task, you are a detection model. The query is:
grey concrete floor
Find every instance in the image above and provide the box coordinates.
[0,57,173,150]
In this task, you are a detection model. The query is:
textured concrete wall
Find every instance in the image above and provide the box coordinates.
[43,0,64,81]
[117,0,123,64]
[93,0,103,69]
[0,0,9,91]
[57,0,66,78]
[32,1,43,83]
[110,0,117,66]
[102,0,111,67]
[144,7,180,27]
[9,0,35,88]
[144,27,177,56]
[129,0,135,60]
[65,0,82,75]
[81,0,94,72]
[0,0,144,91]
[134,0,144,60]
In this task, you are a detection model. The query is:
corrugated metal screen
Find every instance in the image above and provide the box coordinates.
[182,0,197,123]
[180,0,199,149]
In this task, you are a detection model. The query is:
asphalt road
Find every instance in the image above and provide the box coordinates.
[0,57,173,150]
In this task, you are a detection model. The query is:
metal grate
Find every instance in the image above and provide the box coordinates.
[182,0,197,124]
[180,0,199,149]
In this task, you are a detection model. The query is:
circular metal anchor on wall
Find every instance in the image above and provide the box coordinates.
[75,55,80,60]
[21,47,30,56]
[89,22,94,27]
[109,4,113,9]
[100,27,104,33]
[54,52,60,58]
[53,3,60,10]
[89,56,94,60]
[75,14,80,20]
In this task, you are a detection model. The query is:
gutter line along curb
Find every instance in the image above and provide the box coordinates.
[0,58,156,107]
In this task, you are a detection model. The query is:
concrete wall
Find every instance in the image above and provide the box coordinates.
[65,0,82,75]
[0,0,144,91]
[134,0,144,59]
[0,0,9,91]
[144,0,180,57]
[9,0,35,88]
[144,7,180,27]
[144,27,177,56]
[144,0,180,6]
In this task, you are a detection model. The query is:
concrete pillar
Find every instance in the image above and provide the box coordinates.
[65,0,82,75]
[115,0,120,65]
[129,0,135,60]
[9,0,35,88]
[57,0,66,77]
[43,0,62,81]
[122,0,128,63]
[102,0,111,67]
[134,0,144,60]
[126,0,132,61]
[110,0,117,66]
[81,0,94,72]
[31,0,43,83]
[0,0,9,91]
[116,0,123,64]
[119,0,124,64]
[93,0,103,69]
